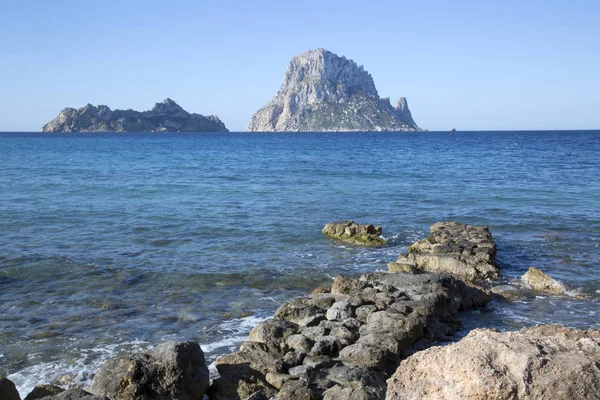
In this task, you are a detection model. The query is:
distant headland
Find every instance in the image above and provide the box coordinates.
[42,98,228,133]
[247,48,421,132]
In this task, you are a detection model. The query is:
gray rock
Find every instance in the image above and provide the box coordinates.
[310,294,337,310]
[265,372,295,390]
[275,297,324,324]
[286,334,315,353]
[310,336,341,356]
[283,351,306,369]
[326,301,354,321]
[249,319,298,353]
[339,343,386,370]
[322,220,386,246]
[88,341,209,400]
[288,365,314,380]
[42,98,228,133]
[298,314,326,328]
[247,49,421,132]
[24,384,64,400]
[393,222,498,281]
[355,305,378,323]
[0,377,21,400]
[303,355,339,369]
[277,379,315,400]
[302,326,327,341]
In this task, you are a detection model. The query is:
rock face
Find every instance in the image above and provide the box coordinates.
[247,49,421,132]
[207,272,491,400]
[522,266,566,295]
[386,325,600,400]
[322,220,386,246]
[42,98,228,132]
[41,389,108,400]
[0,376,21,400]
[392,222,498,281]
[88,341,209,400]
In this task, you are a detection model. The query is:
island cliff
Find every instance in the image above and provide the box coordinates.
[42,98,228,132]
[247,49,420,132]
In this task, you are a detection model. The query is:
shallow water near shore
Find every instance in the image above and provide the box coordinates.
[1,130,599,396]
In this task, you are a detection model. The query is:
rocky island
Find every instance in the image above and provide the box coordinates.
[42,98,228,133]
[247,49,421,132]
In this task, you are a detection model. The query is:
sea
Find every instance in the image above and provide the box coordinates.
[1,130,599,396]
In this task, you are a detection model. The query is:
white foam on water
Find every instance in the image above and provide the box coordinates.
[8,339,149,398]
[200,314,269,354]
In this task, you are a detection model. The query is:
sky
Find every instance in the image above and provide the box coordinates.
[1,0,599,132]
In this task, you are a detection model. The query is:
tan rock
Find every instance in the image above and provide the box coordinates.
[522,266,565,295]
[386,325,600,400]
[322,220,386,246]
[387,262,417,273]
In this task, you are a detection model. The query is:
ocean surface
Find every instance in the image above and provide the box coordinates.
[1,130,599,396]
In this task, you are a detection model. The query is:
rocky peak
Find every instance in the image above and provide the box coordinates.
[247,49,421,132]
[151,98,188,117]
[394,97,409,113]
[281,48,378,98]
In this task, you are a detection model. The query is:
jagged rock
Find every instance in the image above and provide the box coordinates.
[207,272,491,399]
[42,389,109,400]
[386,325,600,400]
[249,319,298,353]
[275,297,324,324]
[322,220,386,246]
[0,376,20,400]
[277,379,314,400]
[24,384,65,400]
[42,98,228,132]
[247,49,420,132]
[88,341,209,400]
[522,266,566,295]
[387,262,418,273]
[393,222,498,281]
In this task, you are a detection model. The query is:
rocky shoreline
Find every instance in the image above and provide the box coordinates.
[2,222,598,400]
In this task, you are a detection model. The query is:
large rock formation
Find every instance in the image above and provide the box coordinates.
[386,325,600,400]
[88,341,209,400]
[0,376,21,400]
[207,272,491,399]
[42,98,228,132]
[392,222,498,281]
[247,49,420,132]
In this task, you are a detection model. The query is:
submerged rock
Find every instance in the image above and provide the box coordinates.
[392,222,498,281]
[522,266,566,295]
[386,325,600,400]
[322,220,386,246]
[490,284,524,299]
[88,341,209,400]
[42,98,228,133]
[247,48,421,132]
[0,376,20,400]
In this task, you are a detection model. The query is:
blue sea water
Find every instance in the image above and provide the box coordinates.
[1,130,599,395]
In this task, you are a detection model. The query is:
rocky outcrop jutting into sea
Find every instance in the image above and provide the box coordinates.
[247,49,421,132]
[42,98,229,133]
[391,222,498,281]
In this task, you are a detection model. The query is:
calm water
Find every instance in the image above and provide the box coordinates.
[1,131,599,395]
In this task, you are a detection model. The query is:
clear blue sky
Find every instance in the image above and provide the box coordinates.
[1,0,599,131]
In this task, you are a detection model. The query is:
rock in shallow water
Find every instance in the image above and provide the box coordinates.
[392,221,498,281]
[24,384,65,400]
[322,220,386,246]
[522,266,566,295]
[386,325,600,400]
[88,341,209,400]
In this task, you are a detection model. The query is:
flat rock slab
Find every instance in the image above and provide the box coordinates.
[208,272,491,399]
[322,220,386,246]
[386,325,600,400]
[392,222,498,281]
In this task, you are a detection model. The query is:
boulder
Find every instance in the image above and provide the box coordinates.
[322,221,386,246]
[88,341,209,400]
[393,222,498,281]
[0,377,21,400]
[24,384,65,400]
[338,343,386,370]
[522,266,565,295]
[386,325,600,400]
